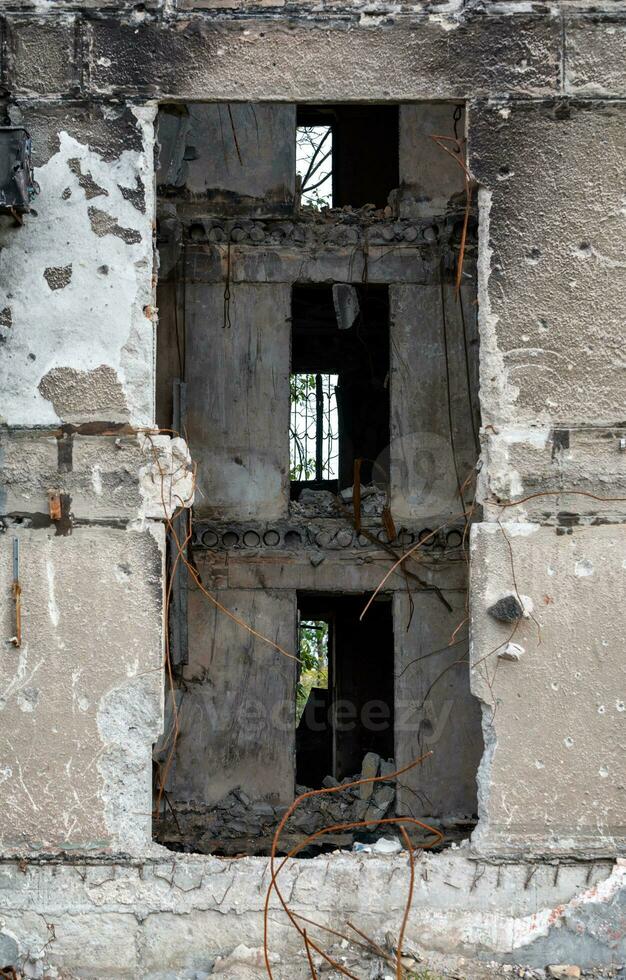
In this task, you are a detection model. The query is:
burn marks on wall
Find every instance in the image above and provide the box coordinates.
[155,98,482,855]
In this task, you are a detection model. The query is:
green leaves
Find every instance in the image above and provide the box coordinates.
[296,620,329,721]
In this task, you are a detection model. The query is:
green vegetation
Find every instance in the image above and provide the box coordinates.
[296,620,329,721]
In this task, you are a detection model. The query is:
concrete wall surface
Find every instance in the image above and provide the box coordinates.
[0,526,165,856]
[0,102,156,429]
[0,853,623,977]
[471,523,626,858]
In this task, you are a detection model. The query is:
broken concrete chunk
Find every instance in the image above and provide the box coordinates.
[547,968,581,979]
[332,282,360,330]
[372,782,395,810]
[372,836,402,854]
[359,751,381,800]
[487,594,524,623]
[339,483,387,516]
[251,800,275,817]
[498,641,525,662]
[233,787,251,807]
[213,944,280,974]
[379,758,396,779]
[291,488,339,518]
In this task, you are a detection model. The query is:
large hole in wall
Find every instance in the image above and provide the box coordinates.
[153,99,483,857]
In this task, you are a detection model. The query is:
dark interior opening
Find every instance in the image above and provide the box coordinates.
[296,593,395,789]
[296,105,399,209]
[290,283,390,498]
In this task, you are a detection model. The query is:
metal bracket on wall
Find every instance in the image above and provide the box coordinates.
[0,127,39,219]
[11,538,21,648]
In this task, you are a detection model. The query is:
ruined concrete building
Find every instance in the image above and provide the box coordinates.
[0,1,624,978]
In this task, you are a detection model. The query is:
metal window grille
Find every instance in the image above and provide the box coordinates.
[290,373,339,481]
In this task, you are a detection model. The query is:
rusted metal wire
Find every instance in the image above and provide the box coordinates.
[11,538,21,648]
[430,131,475,297]
[263,754,442,980]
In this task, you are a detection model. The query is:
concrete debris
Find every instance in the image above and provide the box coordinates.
[212,944,280,975]
[156,755,398,854]
[359,751,382,800]
[333,282,360,330]
[488,594,524,623]
[291,484,386,519]
[292,488,342,517]
[547,969,581,979]
[372,836,402,854]
[340,484,388,517]
[498,641,525,661]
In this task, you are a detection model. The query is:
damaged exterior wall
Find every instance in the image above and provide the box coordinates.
[0,65,194,860]
[0,1,624,976]
[468,96,626,858]
[0,525,164,854]
[0,103,156,428]
[1,854,624,977]
[471,523,625,858]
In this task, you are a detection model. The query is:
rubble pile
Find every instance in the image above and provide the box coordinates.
[155,752,399,856]
[290,484,387,520]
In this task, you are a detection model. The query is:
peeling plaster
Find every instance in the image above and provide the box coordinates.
[38,365,129,424]
[0,108,156,428]
[476,187,519,432]
[43,264,72,291]
[0,527,165,856]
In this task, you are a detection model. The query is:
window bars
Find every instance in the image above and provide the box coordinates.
[290,373,339,482]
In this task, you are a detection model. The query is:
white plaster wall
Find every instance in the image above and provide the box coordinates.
[0,105,156,428]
